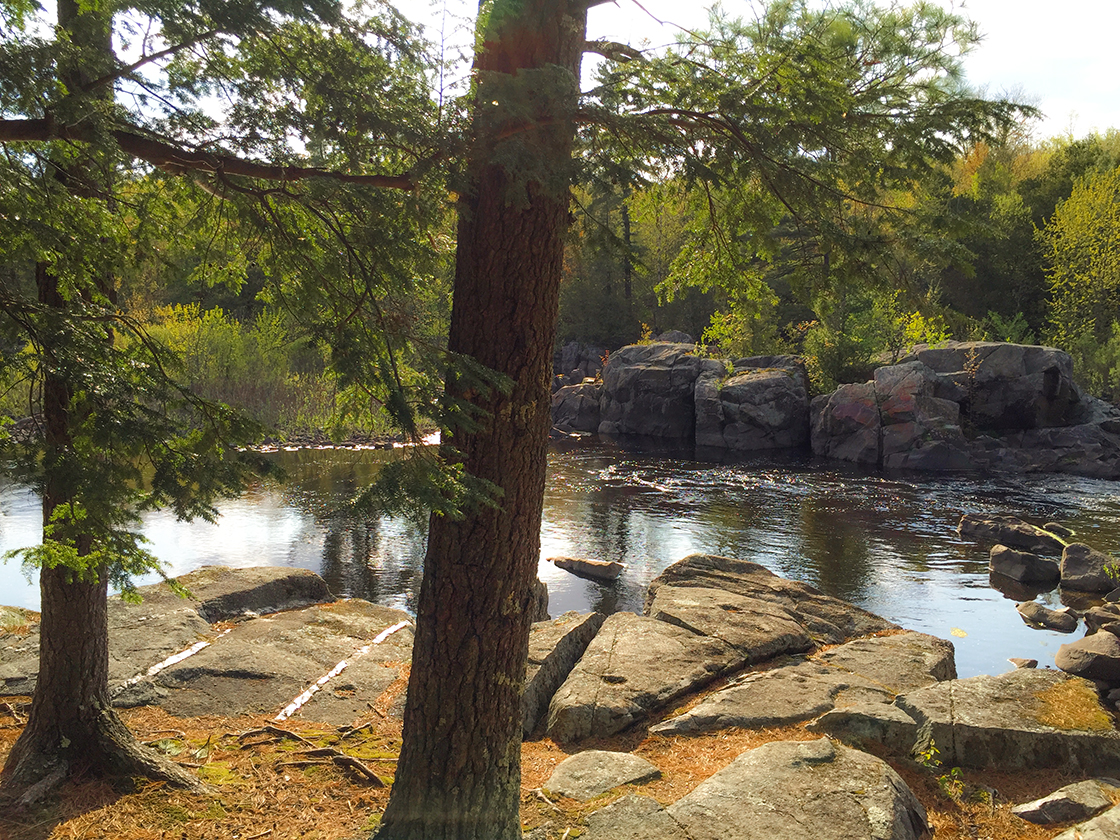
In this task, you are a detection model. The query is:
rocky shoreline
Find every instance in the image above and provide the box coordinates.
[552,339,1120,479]
[5,550,1120,838]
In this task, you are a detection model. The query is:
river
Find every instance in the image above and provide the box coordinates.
[4,436,1120,678]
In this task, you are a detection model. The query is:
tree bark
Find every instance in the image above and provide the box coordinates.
[374,1,585,837]
[1,0,201,802]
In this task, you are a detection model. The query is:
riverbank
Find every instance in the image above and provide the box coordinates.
[6,562,1120,838]
[0,701,1072,840]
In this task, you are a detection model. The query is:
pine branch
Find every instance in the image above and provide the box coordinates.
[0,119,419,190]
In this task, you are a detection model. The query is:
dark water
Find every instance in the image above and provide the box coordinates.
[4,437,1120,678]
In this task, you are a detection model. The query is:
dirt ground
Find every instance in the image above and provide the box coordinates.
[1,691,1106,840]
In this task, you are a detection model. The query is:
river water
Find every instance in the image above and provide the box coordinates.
[4,437,1120,678]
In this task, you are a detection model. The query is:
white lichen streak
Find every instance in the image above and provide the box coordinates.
[274,619,412,722]
[112,628,233,696]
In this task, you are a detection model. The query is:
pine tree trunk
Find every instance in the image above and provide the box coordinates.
[374,1,585,837]
[1,0,201,802]
[2,267,201,801]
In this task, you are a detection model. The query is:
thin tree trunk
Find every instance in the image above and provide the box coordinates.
[374,1,585,837]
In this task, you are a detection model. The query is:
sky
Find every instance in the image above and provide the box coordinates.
[394,0,1120,141]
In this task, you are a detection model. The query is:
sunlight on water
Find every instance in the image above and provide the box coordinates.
[5,437,1120,677]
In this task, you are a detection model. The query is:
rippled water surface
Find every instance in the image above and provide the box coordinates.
[5,437,1120,678]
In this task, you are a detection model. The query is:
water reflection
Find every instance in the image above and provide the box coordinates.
[5,438,1120,677]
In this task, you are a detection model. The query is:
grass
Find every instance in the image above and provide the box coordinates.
[2,693,1113,840]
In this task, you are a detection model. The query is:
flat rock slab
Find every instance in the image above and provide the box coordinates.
[582,794,689,840]
[1052,804,1120,840]
[2,566,336,698]
[647,585,811,662]
[815,631,957,691]
[651,658,891,735]
[1012,779,1119,825]
[524,611,605,737]
[131,565,336,622]
[124,600,413,724]
[646,554,897,644]
[545,750,660,801]
[652,631,955,736]
[547,612,738,742]
[583,739,928,840]
[548,555,898,742]
[813,668,1120,775]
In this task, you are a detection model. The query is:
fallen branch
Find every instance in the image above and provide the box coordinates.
[237,725,317,749]
[531,787,562,814]
[277,753,385,787]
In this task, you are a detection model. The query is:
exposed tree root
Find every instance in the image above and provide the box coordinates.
[1,706,208,805]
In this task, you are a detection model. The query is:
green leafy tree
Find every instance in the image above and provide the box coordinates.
[0,0,441,800]
[1040,165,1120,396]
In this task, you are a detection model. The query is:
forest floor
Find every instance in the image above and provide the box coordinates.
[0,691,1101,840]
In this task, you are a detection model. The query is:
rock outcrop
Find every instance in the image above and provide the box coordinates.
[811,668,1120,775]
[546,554,895,742]
[551,382,602,433]
[551,338,1120,476]
[812,342,1120,477]
[598,343,723,439]
[694,357,810,452]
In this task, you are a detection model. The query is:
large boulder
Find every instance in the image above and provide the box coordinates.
[551,382,602,433]
[666,739,928,840]
[694,360,810,452]
[899,341,1081,430]
[874,362,974,471]
[1056,631,1120,683]
[1062,543,1120,592]
[810,382,880,465]
[598,344,722,439]
[958,514,1066,555]
[1016,601,1078,632]
[989,544,1060,584]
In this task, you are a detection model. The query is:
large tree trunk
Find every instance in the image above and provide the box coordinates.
[374,2,585,837]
